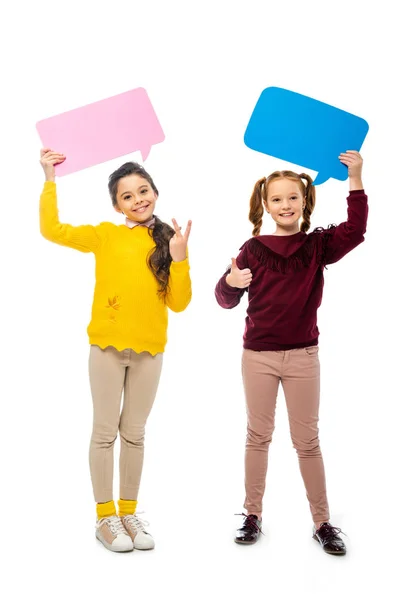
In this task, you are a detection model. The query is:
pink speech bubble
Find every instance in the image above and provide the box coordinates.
[36,88,165,176]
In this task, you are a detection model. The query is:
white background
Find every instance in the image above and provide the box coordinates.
[1,0,399,598]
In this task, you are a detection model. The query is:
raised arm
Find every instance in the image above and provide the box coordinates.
[39,149,101,253]
[165,218,192,312]
[321,151,368,266]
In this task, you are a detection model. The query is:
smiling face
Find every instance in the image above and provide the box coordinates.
[114,174,158,222]
[265,177,306,235]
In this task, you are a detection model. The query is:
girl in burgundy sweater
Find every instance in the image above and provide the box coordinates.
[215,151,367,555]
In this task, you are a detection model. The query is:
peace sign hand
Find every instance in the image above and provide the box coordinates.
[169,218,192,262]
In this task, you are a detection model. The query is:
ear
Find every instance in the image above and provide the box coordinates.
[263,200,269,213]
[114,205,123,214]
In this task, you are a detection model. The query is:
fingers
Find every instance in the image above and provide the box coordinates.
[230,258,252,286]
[171,218,183,236]
[40,148,52,157]
[339,150,362,162]
[47,158,66,165]
[238,274,252,288]
[40,156,65,167]
[41,148,61,156]
[183,220,192,241]
[339,155,363,170]
[42,157,66,167]
[172,219,193,244]
[231,258,251,273]
[43,152,65,159]
[40,149,66,161]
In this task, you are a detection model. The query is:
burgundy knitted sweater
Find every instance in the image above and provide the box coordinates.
[215,190,368,351]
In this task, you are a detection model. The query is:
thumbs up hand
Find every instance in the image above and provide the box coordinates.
[226,257,253,289]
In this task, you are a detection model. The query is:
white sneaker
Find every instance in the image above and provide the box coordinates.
[121,514,155,550]
[96,516,134,552]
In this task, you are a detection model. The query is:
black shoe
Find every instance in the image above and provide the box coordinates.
[313,522,347,555]
[234,513,262,545]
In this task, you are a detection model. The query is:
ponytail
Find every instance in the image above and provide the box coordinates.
[147,216,176,298]
[249,177,266,236]
[299,173,316,233]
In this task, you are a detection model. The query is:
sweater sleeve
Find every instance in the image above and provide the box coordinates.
[165,258,192,313]
[39,181,102,253]
[321,190,368,266]
[215,242,249,309]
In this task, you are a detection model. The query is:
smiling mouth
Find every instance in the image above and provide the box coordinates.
[133,204,150,213]
[280,212,294,217]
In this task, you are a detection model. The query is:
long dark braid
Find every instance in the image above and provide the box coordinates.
[147,216,175,297]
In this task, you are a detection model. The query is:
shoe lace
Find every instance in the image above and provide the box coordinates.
[317,522,347,541]
[235,513,264,535]
[101,516,127,536]
[123,513,150,533]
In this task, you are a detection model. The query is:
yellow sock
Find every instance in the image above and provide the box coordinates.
[118,499,138,517]
[96,500,116,520]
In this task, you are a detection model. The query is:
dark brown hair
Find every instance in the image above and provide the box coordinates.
[108,162,175,298]
[249,171,316,236]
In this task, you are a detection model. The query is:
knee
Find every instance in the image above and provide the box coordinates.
[91,422,118,449]
[246,426,273,449]
[119,423,146,448]
[292,435,321,457]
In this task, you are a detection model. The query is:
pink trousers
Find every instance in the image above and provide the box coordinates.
[242,346,330,523]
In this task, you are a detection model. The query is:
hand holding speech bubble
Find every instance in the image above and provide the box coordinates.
[244,87,369,185]
[36,88,165,176]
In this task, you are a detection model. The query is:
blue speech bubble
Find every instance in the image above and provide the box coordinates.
[244,87,369,185]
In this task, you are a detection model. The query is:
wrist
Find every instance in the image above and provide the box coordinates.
[349,177,363,191]
[225,273,234,287]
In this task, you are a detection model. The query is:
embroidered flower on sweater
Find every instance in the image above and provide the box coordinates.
[106,296,121,310]
[105,296,121,323]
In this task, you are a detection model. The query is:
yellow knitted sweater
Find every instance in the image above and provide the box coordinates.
[40,181,192,354]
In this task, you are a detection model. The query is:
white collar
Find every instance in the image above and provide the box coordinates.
[125,217,155,229]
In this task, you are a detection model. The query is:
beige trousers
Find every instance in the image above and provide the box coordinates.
[242,346,330,523]
[88,345,163,503]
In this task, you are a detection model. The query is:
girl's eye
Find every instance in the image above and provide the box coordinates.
[291,196,297,200]
[124,195,131,200]
[141,189,148,194]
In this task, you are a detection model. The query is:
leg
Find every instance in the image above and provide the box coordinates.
[281,346,330,525]
[89,345,126,503]
[119,350,163,501]
[242,349,281,518]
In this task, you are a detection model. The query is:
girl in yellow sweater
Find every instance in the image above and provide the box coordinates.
[39,148,192,553]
